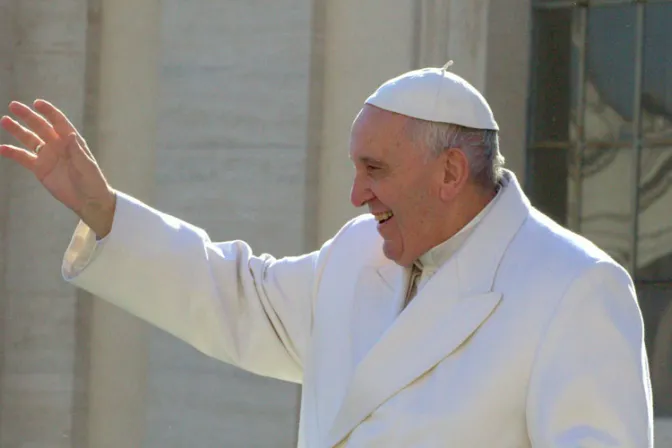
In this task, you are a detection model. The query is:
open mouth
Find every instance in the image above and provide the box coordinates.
[374,211,394,224]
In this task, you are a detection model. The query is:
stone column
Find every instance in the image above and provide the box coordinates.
[317,0,417,243]
[415,0,531,182]
[144,0,317,445]
[445,0,491,93]
[0,0,88,447]
[84,0,161,446]
[485,0,532,181]
[0,0,12,439]
[414,0,452,68]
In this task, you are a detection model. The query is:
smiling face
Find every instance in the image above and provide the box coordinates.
[349,105,472,267]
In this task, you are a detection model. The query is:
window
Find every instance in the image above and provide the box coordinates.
[527,0,672,420]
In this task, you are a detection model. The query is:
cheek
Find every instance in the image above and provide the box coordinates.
[370,182,393,207]
[372,174,434,221]
[397,184,437,231]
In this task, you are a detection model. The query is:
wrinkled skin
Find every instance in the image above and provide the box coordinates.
[349,105,493,267]
[0,100,116,237]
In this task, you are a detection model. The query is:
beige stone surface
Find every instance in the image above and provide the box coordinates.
[656,417,672,447]
[317,0,417,243]
[83,0,161,446]
[485,0,531,181]
[143,0,317,446]
[0,0,87,447]
[4,0,666,447]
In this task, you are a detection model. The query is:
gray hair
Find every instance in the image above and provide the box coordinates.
[406,118,505,189]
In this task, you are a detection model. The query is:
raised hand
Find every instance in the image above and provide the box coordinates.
[0,100,116,238]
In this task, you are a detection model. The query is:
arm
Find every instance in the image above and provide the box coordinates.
[526,262,654,447]
[62,191,334,383]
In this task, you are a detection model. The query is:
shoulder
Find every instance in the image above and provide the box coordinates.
[500,209,641,340]
[517,208,625,273]
[498,207,634,305]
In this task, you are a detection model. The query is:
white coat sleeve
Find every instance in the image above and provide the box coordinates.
[62,191,335,384]
[526,261,654,447]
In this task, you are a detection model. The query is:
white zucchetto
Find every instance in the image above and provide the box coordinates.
[365,62,499,131]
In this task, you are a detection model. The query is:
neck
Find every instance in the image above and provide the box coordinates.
[399,186,499,268]
[435,187,495,244]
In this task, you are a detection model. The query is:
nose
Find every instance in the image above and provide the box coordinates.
[350,174,374,208]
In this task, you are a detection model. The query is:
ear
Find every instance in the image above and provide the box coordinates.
[439,148,470,202]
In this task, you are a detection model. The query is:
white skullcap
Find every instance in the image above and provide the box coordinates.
[364,62,499,131]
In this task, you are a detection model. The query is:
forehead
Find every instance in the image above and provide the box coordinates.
[349,105,413,162]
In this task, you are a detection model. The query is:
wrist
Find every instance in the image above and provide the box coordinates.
[80,189,117,239]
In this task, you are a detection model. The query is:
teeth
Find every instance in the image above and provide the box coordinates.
[374,211,393,223]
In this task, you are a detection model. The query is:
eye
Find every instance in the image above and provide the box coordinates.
[366,165,379,173]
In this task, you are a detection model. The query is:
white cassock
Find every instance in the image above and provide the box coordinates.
[62,170,653,447]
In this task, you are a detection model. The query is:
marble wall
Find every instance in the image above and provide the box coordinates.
[0,0,552,446]
[0,1,88,446]
[145,0,318,446]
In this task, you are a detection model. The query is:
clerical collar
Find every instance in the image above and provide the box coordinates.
[414,182,503,272]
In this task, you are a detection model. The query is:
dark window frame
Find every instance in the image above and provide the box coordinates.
[527,0,672,418]
[527,0,672,278]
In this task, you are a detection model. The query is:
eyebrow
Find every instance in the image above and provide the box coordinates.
[356,156,387,167]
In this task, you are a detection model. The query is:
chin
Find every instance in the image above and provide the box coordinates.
[382,242,409,266]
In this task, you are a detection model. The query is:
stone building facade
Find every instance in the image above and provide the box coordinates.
[0,0,669,446]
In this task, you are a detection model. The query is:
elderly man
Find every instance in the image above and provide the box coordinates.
[0,65,653,447]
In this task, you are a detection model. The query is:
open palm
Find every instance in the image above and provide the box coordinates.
[0,100,115,236]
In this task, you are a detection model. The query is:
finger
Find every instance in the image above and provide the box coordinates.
[8,101,59,142]
[33,100,79,139]
[74,132,95,161]
[0,144,37,170]
[0,115,44,151]
[66,133,96,166]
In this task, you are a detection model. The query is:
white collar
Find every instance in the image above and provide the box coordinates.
[415,182,503,272]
